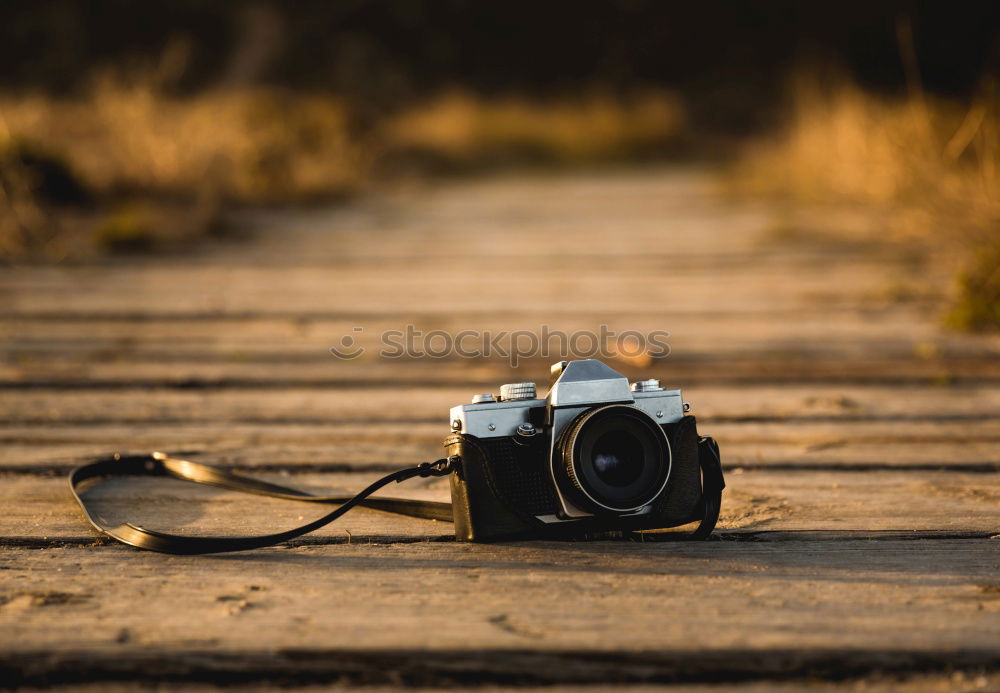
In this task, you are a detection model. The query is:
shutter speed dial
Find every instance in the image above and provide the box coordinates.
[631,379,663,392]
[499,382,537,401]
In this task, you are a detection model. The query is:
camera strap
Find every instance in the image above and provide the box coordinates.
[625,436,724,542]
[69,436,724,554]
[68,452,458,555]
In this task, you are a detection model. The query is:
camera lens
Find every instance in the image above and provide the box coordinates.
[591,431,645,487]
[557,405,671,513]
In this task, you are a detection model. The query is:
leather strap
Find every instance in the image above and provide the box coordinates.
[687,435,725,540]
[68,452,457,555]
[626,435,725,542]
[70,436,723,553]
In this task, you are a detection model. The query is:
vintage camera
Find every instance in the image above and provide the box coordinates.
[445,359,725,541]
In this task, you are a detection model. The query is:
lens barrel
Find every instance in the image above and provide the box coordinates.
[556,404,671,513]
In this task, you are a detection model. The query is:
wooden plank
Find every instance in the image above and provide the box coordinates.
[4,441,998,474]
[2,469,997,542]
[1,384,996,424]
[0,263,928,310]
[2,168,998,688]
[0,538,997,686]
[0,417,995,472]
[1,268,919,303]
[6,312,991,352]
[8,677,999,693]
[4,356,998,388]
[0,172,965,329]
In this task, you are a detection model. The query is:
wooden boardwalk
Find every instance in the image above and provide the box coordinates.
[1,168,998,690]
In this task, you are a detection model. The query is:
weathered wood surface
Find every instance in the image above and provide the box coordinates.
[1,169,998,689]
[5,470,1000,543]
[3,419,998,473]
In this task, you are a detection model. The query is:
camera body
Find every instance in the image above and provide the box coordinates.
[445,360,725,541]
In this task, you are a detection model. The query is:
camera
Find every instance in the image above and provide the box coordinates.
[445,359,725,541]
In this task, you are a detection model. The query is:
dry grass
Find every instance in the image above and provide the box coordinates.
[0,81,365,202]
[0,82,685,261]
[0,80,368,261]
[733,79,1000,330]
[0,147,59,260]
[380,90,684,171]
[1,83,683,200]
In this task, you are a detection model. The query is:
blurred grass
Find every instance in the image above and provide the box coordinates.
[2,73,995,332]
[731,78,999,330]
[380,90,684,172]
[0,80,364,201]
[0,80,367,260]
[0,81,683,261]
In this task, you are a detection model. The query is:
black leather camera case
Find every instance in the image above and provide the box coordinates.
[445,414,722,542]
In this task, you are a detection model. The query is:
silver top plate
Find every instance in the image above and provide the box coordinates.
[547,359,633,407]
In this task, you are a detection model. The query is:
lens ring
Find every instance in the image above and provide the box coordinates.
[557,404,671,513]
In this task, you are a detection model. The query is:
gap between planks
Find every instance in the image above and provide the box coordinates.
[3,462,998,476]
[1,646,998,688]
[3,530,996,550]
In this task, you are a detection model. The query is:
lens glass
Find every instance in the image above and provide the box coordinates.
[558,405,671,513]
[591,430,645,487]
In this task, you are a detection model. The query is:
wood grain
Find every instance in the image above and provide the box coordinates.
[1,384,997,424]
[1,168,998,688]
[1,539,998,686]
[3,469,998,543]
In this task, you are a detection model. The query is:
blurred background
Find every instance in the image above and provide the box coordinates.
[1,0,997,328]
